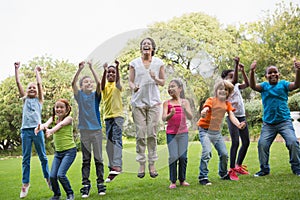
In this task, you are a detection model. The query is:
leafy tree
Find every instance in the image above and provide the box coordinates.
[0,56,77,151]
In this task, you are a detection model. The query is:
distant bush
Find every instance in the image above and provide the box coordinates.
[288,92,300,111]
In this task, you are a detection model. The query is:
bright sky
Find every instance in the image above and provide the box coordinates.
[1,0,298,81]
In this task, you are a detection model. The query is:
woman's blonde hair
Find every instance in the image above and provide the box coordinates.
[213,80,234,99]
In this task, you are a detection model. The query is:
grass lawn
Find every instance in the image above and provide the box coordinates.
[1,141,300,200]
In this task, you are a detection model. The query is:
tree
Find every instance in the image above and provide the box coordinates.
[0,56,77,151]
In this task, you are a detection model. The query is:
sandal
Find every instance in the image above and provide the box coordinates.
[149,164,158,178]
[137,164,145,178]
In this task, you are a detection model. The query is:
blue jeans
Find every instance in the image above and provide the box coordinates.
[198,127,228,180]
[50,147,77,196]
[105,117,124,170]
[167,133,188,183]
[21,128,49,184]
[258,119,300,174]
[80,129,104,185]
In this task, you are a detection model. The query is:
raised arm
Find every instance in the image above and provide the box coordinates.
[14,62,26,98]
[35,66,44,103]
[88,61,101,95]
[249,60,262,92]
[100,62,108,91]
[231,57,239,85]
[115,60,122,90]
[238,63,250,90]
[72,61,85,95]
[288,58,300,91]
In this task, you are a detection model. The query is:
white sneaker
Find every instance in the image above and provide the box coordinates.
[105,178,111,183]
[20,184,30,198]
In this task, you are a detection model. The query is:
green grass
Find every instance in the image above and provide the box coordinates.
[1,141,300,200]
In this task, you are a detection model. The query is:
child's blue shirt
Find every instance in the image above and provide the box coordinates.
[260,80,291,124]
[21,97,42,129]
[74,90,102,130]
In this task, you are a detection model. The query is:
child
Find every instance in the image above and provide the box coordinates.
[221,57,250,180]
[14,62,50,198]
[162,79,193,189]
[72,61,106,198]
[249,59,300,177]
[35,99,76,200]
[197,80,246,185]
[100,60,124,182]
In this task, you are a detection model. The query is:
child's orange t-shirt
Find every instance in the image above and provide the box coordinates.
[197,97,235,131]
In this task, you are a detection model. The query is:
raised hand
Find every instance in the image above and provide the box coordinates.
[14,62,20,69]
[250,60,257,71]
[78,61,85,69]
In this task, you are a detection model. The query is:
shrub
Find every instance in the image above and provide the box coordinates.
[288,92,300,111]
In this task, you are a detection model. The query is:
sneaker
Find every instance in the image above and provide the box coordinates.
[234,165,249,175]
[105,174,118,183]
[180,181,190,186]
[238,164,248,172]
[254,171,269,177]
[199,179,212,185]
[66,193,75,200]
[97,183,106,196]
[221,173,231,180]
[169,183,176,189]
[228,168,239,181]
[109,167,122,175]
[49,195,61,200]
[20,184,30,198]
[80,185,91,198]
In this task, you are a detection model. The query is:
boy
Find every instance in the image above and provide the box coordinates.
[101,60,124,182]
[72,61,106,198]
[249,59,300,177]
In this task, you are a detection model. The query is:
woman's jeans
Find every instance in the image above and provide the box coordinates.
[167,133,188,183]
[50,147,77,196]
[21,128,49,184]
[258,119,300,174]
[198,127,228,180]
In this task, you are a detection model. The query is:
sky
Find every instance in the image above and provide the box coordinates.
[1,0,299,81]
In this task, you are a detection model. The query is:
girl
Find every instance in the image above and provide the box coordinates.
[15,62,50,198]
[162,79,193,189]
[197,80,246,185]
[221,57,250,181]
[36,99,76,200]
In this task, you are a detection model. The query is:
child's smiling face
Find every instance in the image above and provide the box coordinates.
[107,66,116,82]
[265,66,280,85]
[26,82,38,98]
[80,77,94,93]
[216,85,229,101]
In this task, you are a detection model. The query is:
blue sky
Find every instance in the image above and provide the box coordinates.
[1,0,298,81]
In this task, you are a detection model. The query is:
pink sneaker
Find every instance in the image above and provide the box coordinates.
[234,165,249,175]
[180,181,190,186]
[228,168,239,181]
[169,183,176,189]
[20,184,30,198]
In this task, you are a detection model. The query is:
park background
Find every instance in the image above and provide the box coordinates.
[0,0,300,199]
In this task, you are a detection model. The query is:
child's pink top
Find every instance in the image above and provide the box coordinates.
[166,100,188,134]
